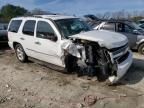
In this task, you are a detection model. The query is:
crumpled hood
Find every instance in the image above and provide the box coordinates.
[71,30,128,49]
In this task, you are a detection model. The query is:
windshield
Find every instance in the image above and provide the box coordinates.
[55,18,91,38]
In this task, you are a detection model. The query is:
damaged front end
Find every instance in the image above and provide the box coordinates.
[62,39,130,83]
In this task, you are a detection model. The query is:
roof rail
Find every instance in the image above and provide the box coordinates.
[22,13,57,17]
[99,18,133,22]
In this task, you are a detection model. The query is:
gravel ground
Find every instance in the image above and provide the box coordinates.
[0,47,144,108]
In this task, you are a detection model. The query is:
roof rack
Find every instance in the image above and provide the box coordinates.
[14,14,76,21]
[98,18,133,22]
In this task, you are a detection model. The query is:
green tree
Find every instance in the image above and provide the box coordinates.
[0,4,28,21]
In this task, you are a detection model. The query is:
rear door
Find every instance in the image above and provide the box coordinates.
[8,20,22,47]
[20,20,37,57]
[116,23,137,48]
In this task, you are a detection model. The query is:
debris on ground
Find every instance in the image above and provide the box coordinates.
[80,83,90,91]
[76,103,84,108]
[21,88,28,92]
[24,98,28,102]
[0,96,7,104]
[7,88,12,92]
[5,84,9,88]
[83,93,144,107]
[6,96,13,100]
[84,95,98,106]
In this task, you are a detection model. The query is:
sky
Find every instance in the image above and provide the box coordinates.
[0,0,144,15]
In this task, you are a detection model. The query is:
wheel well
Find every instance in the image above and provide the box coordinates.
[138,42,144,49]
[13,42,20,49]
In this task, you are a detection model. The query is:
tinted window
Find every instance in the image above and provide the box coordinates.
[8,20,22,33]
[23,20,36,36]
[36,21,56,40]
[102,22,115,31]
[117,23,133,33]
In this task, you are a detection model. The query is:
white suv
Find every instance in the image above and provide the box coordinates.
[8,15,133,83]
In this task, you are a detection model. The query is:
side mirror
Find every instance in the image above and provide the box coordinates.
[51,35,58,42]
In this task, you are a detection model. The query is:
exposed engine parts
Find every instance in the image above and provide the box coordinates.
[63,39,118,82]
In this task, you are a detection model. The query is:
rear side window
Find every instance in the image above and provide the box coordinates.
[23,20,36,36]
[8,20,22,33]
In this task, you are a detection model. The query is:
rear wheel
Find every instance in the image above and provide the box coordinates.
[138,43,144,55]
[15,44,28,62]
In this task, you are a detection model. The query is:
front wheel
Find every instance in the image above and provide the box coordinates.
[138,43,144,55]
[15,44,28,62]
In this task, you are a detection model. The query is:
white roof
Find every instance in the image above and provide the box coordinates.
[11,15,78,21]
[34,15,77,20]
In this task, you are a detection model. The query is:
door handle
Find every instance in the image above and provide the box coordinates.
[35,41,41,45]
[20,37,25,40]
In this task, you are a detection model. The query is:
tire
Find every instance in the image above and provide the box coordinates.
[15,44,28,62]
[138,43,144,55]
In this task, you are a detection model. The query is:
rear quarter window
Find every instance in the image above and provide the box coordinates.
[8,20,22,33]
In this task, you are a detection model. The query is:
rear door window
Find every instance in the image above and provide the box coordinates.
[23,20,36,36]
[8,20,22,33]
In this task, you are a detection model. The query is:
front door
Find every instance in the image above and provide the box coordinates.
[34,20,64,67]
[116,23,137,48]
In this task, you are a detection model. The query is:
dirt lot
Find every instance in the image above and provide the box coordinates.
[0,46,144,108]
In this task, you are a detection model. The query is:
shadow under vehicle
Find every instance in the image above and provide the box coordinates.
[0,23,8,45]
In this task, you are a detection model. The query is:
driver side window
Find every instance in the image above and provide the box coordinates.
[36,21,56,41]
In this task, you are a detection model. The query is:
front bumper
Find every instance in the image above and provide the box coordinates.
[109,50,133,83]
